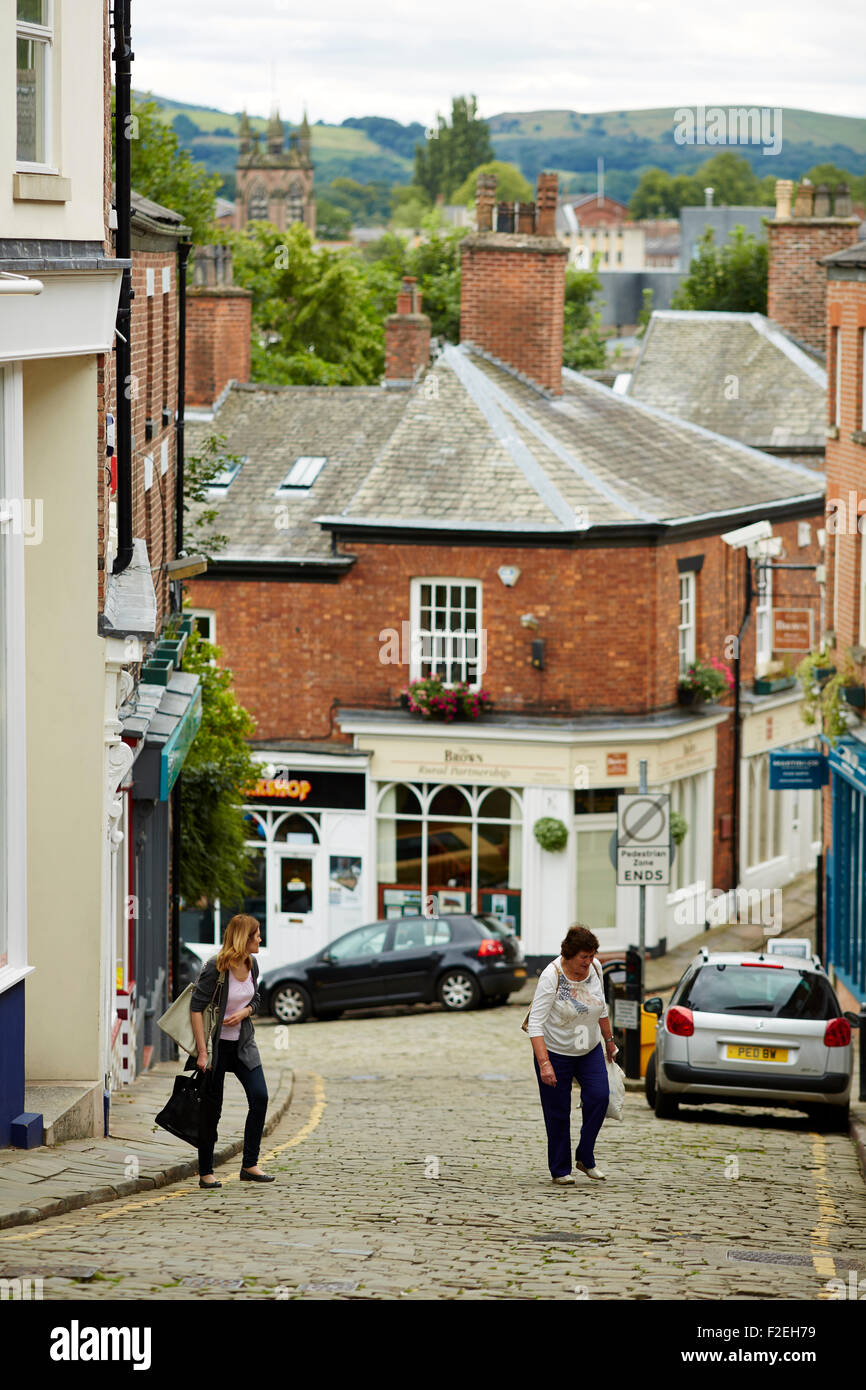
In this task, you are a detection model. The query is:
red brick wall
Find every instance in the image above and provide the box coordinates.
[767,218,861,352]
[460,237,567,394]
[825,273,866,666]
[185,287,252,408]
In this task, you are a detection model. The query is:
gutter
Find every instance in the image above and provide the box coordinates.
[111,0,133,576]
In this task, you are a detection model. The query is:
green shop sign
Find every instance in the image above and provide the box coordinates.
[160,684,202,799]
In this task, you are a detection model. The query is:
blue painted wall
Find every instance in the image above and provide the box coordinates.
[0,981,25,1148]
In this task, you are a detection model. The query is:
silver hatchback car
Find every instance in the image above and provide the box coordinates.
[644,948,860,1131]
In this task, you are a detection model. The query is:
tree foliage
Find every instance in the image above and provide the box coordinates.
[628,153,774,219]
[671,225,768,313]
[451,160,533,208]
[229,221,385,384]
[120,94,221,246]
[562,266,606,371]
[413,95,494,202]
[182,433,238,558]
[178,624,259,908]
[360,222,468,341]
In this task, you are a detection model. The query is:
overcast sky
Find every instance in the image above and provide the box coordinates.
[131,0,866,126]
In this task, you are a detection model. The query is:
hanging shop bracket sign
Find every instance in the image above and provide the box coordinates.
[768,747,828,790]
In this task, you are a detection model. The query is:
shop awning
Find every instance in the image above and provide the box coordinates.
[128,671,202,801]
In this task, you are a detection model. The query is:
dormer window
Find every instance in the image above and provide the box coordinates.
[277,456,326,493]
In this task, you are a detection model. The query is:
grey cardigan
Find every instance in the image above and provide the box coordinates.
[186,954,262,1072]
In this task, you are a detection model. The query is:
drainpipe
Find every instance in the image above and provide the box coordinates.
[112,0,134,575]
[175,239,192,566]
[732,550,754,891]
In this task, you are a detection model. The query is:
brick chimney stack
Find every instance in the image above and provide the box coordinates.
[767,176,861,354]
[460,171,568,396]
[384,276,431,386]
[185,245,253,407]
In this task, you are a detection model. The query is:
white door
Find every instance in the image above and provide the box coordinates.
[267,847,326,967]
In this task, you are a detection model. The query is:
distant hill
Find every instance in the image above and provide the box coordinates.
[137,94,866,204]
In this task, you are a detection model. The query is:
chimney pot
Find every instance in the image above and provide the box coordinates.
[535,171,559,237]
[496,201,515,233]
[475,173,498,232]
[813,183,832,218]
[793,178,814,218]
[704,186,714,207]
[774,178,794,219]
[834,183,853,217]
[517,201,535,233]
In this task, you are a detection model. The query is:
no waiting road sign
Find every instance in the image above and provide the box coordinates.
[617,793,670,886]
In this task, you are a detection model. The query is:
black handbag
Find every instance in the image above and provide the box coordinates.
[155,1066,209,1147]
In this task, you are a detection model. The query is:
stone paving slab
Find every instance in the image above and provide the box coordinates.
[0,1057,294,1230]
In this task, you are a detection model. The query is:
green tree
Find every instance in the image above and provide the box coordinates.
[182,433,238,559]
[359,222,467,342]
[562,266,606,370]
[178,624,260,908]
[452,160,533,208]
[694,152,761,205]
[629,167,703,218]
[118,94,221,246]
[230,221,385,385]
[414,95,493,201]
[671,225,768,313]
[315,198,352,240]
[636,287,654,339]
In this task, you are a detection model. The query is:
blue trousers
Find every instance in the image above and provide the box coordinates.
[533,1044,609,1177]
[197,1040,269,1174]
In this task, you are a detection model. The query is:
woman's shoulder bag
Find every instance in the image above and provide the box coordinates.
[520,961,561,1034]
[157,964,225,1057]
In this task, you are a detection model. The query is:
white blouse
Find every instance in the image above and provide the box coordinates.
[527,957,609,1057]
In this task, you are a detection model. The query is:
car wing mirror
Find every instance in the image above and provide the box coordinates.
[643,997,664,1016]
[320,950,335,964]
[843,1010,861,1027]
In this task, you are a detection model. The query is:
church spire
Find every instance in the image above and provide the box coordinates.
[238,110,252,156]
[266,107,285,157]
[299,108,311,164]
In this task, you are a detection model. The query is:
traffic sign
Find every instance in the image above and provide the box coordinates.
[616,792,671,886]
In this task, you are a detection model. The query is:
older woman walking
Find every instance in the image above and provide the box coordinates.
[527,924,618,1183]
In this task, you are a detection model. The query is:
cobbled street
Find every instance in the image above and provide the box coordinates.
[1,993,864,1302]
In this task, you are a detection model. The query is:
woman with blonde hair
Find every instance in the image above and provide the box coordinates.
[189,913,275,1189]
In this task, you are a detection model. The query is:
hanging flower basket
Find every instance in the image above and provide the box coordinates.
[401,677,492,723]
[533,817,568,852]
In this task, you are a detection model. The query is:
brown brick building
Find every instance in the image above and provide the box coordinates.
[182,174,825,975]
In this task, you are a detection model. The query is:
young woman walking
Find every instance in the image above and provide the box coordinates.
[189,913,275,1190]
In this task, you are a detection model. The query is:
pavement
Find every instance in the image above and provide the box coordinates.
[0,867,863,1296]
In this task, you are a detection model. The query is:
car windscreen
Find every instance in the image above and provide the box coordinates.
[681,965,839,1020]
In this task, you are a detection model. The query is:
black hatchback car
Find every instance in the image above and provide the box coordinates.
[260,914,526,1023]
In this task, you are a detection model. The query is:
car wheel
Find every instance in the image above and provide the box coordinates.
[438,970,481,1012]
[654,1082,679,1119]
[807,1103,850,1134]
[645,1052,657,1109]
[271,983,311,1024]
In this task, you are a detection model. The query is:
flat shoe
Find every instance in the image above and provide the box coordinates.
[240,1169,275,1182]
[551,1174,575,1185]
[199,1178,221,1189]
[575,1160,605,1180]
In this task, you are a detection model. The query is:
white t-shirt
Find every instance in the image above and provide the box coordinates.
[527,957,609,1057]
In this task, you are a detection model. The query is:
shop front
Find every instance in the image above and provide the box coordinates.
[339,710,729,969]
[180,750,370,971]
[740,693,821,892]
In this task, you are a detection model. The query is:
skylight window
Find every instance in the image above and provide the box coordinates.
[278,456,327,491]
[207,458,244,492]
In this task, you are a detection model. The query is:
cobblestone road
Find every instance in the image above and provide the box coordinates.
[1,994,864,1301]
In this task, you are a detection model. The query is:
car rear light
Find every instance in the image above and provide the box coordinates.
[477,938,505,958]
[742,961,783,968]
[824,1017,852,1047]
[666,1005,694,1036]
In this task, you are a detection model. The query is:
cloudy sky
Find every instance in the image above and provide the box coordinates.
[132,0,866,126]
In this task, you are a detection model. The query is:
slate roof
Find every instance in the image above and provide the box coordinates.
[187,346,824,560]
[626,311,826,454]
[823,240,866,269]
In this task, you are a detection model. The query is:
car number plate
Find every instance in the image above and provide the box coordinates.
[726,1044,788,1062]
[513,968,527,977]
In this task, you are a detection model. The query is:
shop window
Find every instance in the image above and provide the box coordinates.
[574,788,623,815]
[575,825,617,930]
[429,785,471,818]
[16,1,53,167]
[410,579,483,688]
[273,812,319,844]
[670,774,700,891]
[746,753,785,869]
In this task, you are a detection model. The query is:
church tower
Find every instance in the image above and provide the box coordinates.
[234,108,315,235]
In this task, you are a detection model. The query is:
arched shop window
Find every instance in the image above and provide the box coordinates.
[376,782,522,931]
[273,812,319,844]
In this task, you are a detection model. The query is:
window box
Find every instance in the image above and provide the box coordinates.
[842,684,866,709]
[677,685,702,707]
[753,675,797,696]
[141,658,173,686]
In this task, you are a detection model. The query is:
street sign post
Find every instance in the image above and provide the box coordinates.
[616,791,671,886]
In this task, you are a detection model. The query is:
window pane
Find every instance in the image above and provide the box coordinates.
[280,857,313,914]
[378,819,423,885]
[479,787,517,819]
[575,828,617,930]
[273,813,318,844]
[330,923,388,960]
[429,785,471,817]
[477,822,511,890]
[379,783,421,816]
[17,37,46,163]
[426,822,472,890]
[18,1,47,22]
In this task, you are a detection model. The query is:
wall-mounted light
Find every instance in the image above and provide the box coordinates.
[498,565,520,587]
[520,613,538,630]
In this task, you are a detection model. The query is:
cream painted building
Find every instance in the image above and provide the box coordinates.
[0,0,129,1146]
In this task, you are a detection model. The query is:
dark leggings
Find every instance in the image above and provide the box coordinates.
[197,1040,269,1174]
